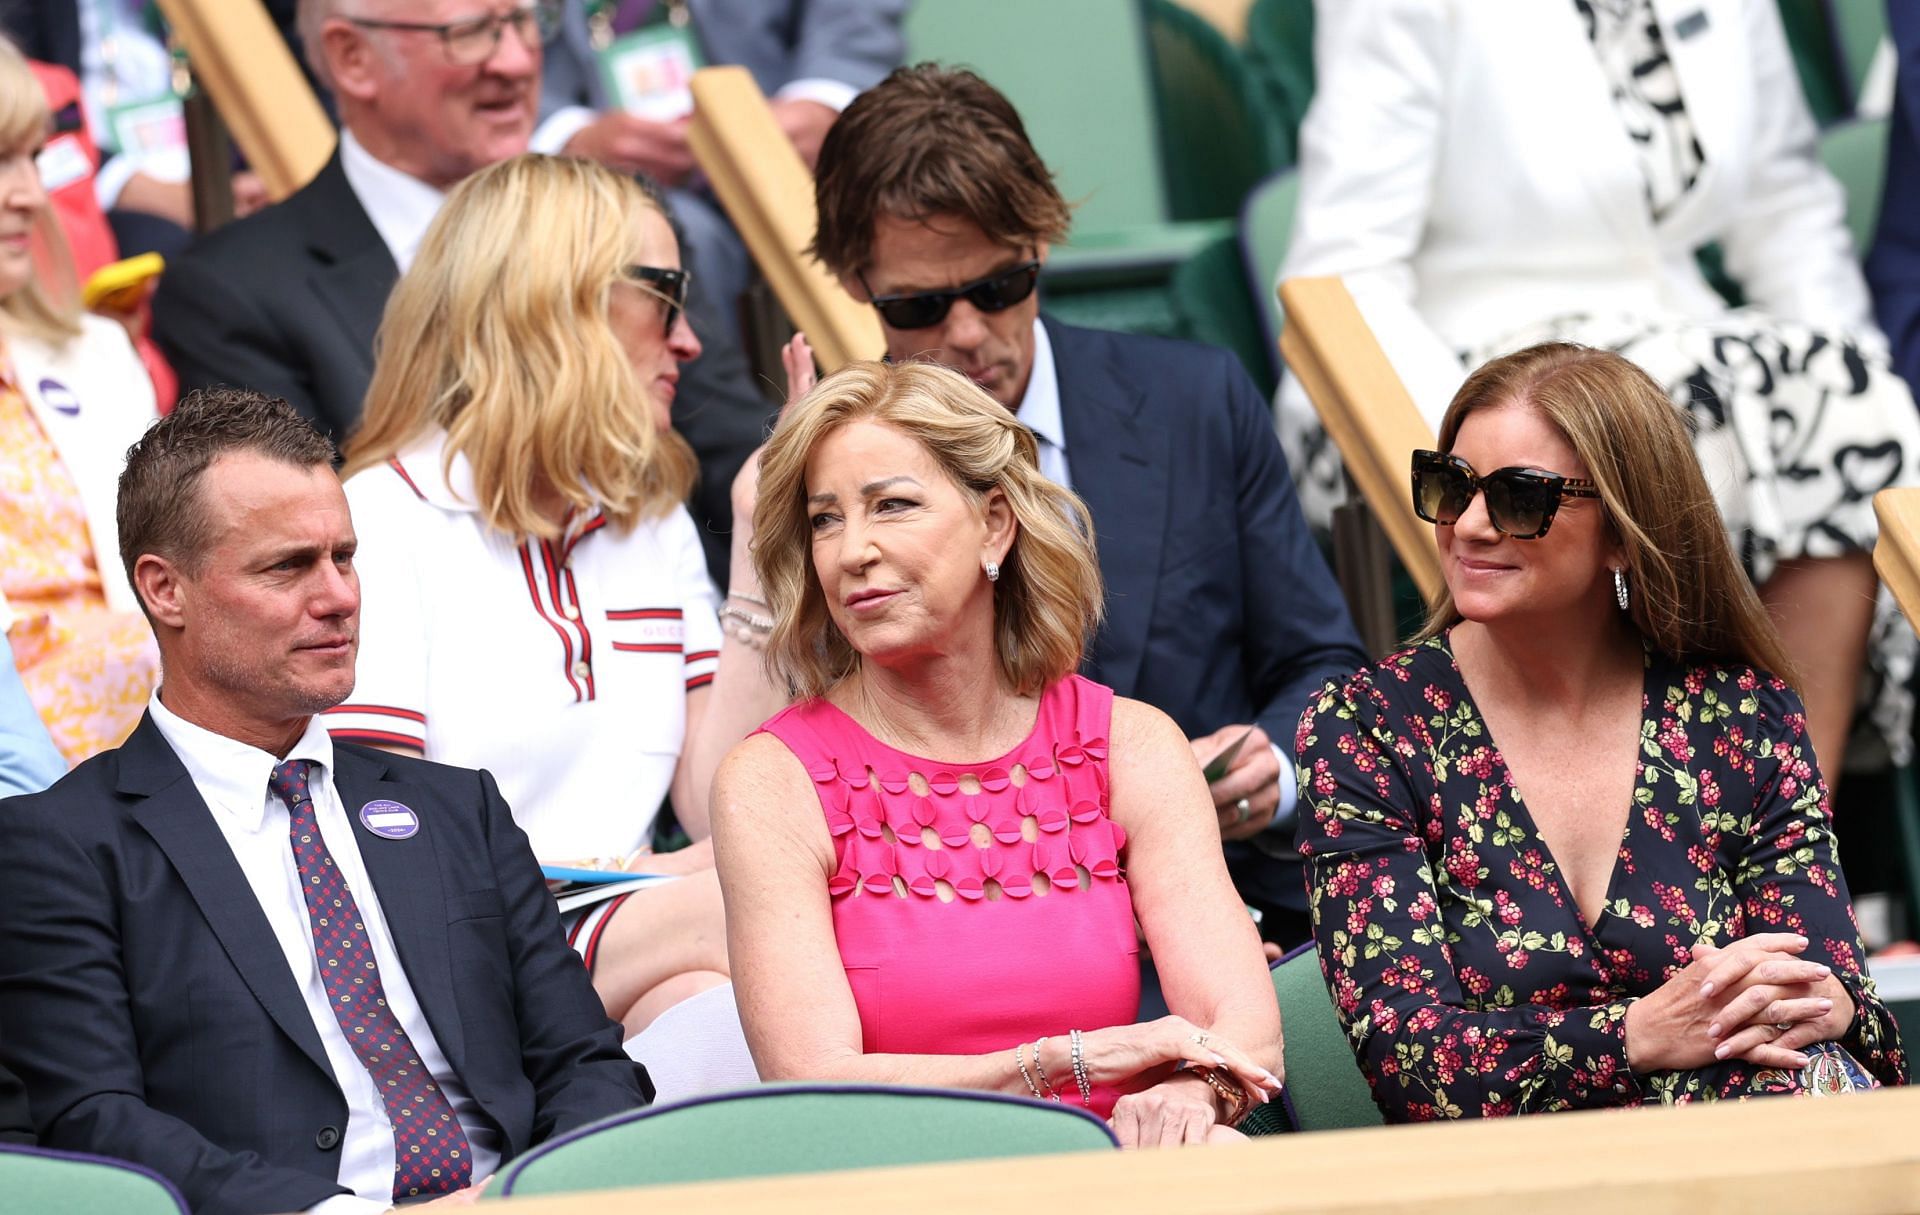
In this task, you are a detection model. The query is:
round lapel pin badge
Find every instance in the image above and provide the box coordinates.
[359,799,421,840]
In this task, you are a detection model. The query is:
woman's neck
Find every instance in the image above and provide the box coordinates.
[1450,607,1643,715]
[837,639,1032,761]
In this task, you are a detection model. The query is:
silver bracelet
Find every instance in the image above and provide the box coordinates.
[1069,1028,1092,1107]
[717,604,773,648]
[727,590,770,608]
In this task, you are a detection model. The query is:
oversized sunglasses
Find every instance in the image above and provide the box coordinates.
[1411,449,1601,539]
[621,265,691,335]
[857,259,1042,330]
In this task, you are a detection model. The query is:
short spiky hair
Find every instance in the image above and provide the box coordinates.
[118,388,337,608]
[810,64,1072,278]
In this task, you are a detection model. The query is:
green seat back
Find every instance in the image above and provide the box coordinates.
[1237,166,1301,368]
[905,0,1169,237]
[1245,0,1316,165]
[1145,0,1284,220]
[1818,115,1889,254]
[1171,233,1275,395]
[493,1084,1119,1198]
[1269,947,1383,1132]
[0,1146,188,1215]
[1830,0,1888,104]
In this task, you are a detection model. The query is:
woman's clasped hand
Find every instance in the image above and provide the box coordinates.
[1069,1017,1282,1147]
[1624,933,1852,1073]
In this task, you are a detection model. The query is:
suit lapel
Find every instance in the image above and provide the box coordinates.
[295,156,397,386]
[331,748,467,1075]
[120,716,333,1080]
[1049,319,1169,699]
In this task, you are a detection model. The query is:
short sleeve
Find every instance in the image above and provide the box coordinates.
[325,471,432,751]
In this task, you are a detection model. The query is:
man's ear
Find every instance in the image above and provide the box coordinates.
[134,553,189,632]
[321,21,382,104]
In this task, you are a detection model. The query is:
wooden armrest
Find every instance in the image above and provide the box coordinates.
[688,66,882,374]
[1874,488,1920,629]
[1278,275,1443,604]
[152,0,335,202]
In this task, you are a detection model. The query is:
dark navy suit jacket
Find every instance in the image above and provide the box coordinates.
[1869,4,1920,393]
[0,715,650,1215]
[1049,319,1367,912]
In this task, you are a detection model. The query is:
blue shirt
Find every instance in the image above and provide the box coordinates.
[0,637,65,799]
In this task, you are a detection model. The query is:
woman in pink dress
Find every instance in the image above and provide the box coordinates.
[712,360,1282,1146]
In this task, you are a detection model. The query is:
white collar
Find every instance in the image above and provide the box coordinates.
[147,692,336,832]
[337,127,447,274]
[1013,317,1064,452]
[390,428,482,513]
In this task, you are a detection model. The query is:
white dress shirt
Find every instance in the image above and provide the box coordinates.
[337,129,447,275]
[1014,319,1297,828]
[147,694,501,1213]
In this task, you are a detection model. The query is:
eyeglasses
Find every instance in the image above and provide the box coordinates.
[621,265,691,335]
[1411,449,1601,540]
[345,1,560,67]
[857,259,1041,330]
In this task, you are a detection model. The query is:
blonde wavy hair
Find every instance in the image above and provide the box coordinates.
[0,36,80,344]
[342,153,695,537]
[753,360,1104,699]
[1416,342,1794,680]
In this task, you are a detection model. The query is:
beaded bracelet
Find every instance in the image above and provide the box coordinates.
[1069,1028,1092,1107]
[1015,1042,1044,1100]
[718,604,773,648]
[1198,1067,1250,1127]
[1033,1035,1060,1100]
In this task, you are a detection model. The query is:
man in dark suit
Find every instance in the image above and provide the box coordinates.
[150,0,766,583]
[810,66,1368,949]
[0,388,651,1214]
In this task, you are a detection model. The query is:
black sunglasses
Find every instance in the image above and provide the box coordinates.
[857,259,1041,330]
[622,265,691,335]
[1411,449,1601,540]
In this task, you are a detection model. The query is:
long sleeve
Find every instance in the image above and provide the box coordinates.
[0,636,64,799]
[1294,669,1640,1120]
[1734,680,1907,1086]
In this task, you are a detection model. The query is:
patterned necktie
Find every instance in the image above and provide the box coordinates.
[270,759,473,1201]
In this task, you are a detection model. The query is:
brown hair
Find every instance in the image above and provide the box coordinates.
[753,360,1103,699]
[1415,342,1795,680]
[118,387,337,610]
[342,154,696,538]
[810,63,1072,278]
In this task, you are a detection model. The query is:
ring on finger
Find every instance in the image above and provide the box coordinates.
[1233,797,1252,825]
[1191,1030,1210,1048]
[1772,1022,1793,1033]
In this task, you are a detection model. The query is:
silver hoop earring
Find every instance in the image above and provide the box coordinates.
[1612,567,1629,612]
[984,560,1000,583]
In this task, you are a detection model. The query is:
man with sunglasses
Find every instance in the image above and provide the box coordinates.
[811,65,1368,950]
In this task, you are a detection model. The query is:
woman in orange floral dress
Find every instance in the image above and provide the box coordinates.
[0,37,158,765]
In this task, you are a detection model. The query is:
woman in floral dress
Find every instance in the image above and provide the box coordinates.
[1296,344,1905,1120]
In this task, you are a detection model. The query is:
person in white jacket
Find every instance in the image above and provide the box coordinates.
[1277,0,1920,777]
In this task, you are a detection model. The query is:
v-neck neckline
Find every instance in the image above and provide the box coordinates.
[1437,630,1658,942]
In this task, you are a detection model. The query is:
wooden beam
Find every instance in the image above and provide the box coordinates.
[154,0,335,202]
[1279,275,1444,604]
[688,66,884,374]
[478,1084,1920,1214]
[1875,488,1920,628]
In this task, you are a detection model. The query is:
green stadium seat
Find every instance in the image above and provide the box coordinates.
[1171,233,1276,395]
[1778,0,1852,126]
[1236,165,1300,386]
[1146,0,1286,220]
[1241,945,1383,1134]
[491,1083,1119,1198]
[1829,0,1888,106]
[1818,114,1890,254]
[0,1145,188,1215]
[1244,0,1315,166]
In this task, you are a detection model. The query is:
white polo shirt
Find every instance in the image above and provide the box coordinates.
[327,431,721,862]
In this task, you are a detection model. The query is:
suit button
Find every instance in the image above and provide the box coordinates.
[316,1126,341,1150]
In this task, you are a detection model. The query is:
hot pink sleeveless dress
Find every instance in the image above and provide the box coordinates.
[757,675,1141,1115]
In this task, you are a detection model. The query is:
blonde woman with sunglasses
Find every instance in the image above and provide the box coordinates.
[1296,342,1906,1122]
[335,154,785,1035]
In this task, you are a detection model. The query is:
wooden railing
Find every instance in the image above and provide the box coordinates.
[687,66,883,374]
[473,1083,1920,1213]
[153,0,335,203]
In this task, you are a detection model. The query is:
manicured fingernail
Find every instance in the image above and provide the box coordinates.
[1815,965,1830,976]
[1819,1000,1834,1010]
[1700,982,1715,997]
[1260,1070,1280,1085]
[1208,1051,1227,1066]
[1714,1041,1732,1059]
[1707,1022,1722,1038]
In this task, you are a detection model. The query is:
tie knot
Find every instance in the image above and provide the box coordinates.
[269,759,314,808]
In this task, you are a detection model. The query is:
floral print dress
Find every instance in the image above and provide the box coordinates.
[1294,633,1906,1120]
